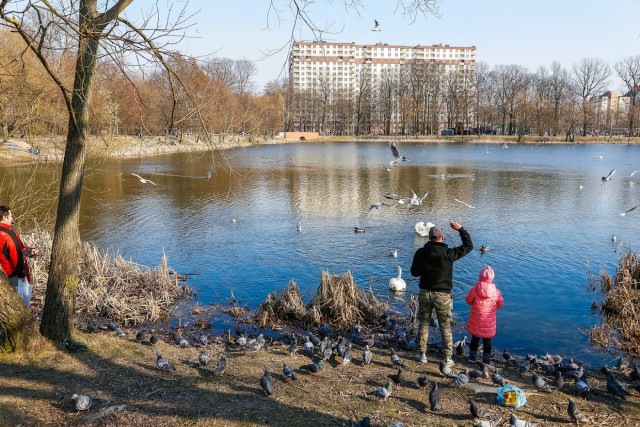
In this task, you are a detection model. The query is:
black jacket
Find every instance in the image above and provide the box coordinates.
[410,228,473,293]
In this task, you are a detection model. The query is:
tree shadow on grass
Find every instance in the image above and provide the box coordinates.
[0,336,352,426]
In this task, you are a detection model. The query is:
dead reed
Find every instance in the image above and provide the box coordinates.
[23,228,191,326]
[589,252,640,356]
[256,271,388,331]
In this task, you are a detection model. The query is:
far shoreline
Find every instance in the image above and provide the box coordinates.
[1,133,639,166]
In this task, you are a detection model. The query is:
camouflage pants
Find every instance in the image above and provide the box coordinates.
[417,289,453,357]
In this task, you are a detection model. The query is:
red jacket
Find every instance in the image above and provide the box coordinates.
[466,279,503,338]
[0,223,32,283]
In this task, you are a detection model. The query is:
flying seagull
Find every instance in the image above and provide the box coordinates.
[602,168,616,181]
[131,172,157,186]
[454,198,476,209]
[372,20,381,31]
[619,206,638,216]
[390,142,408,166]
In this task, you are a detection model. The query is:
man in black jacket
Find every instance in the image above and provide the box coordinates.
[410,221,473,366]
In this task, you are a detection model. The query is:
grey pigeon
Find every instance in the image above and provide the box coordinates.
[455,336,467,356]
[503,348,512,363]
[450,369,470,387]
[606,372,629,399]
[362,344,373,365]
[179,337,190,348]
[390,348,405,367]
[149,333,159,345]
[428,381,440,411]
[550,370,564,389]
[236,334,247,346]
[510,413,539,427]
[319,336,330,355]
[247,333,265,352]
[260,370,273,396]
[194,331,208,346]
[304,335,314,356]
[417,376,429,389]
[469,398,490,418]
[342,343,353,365]
[64,338,87,352]
[492,368,504,386]
[156,352,175,371]
[473,420,501,427]
[388,369,402,388]
[309,332,321,346]
[114,327,127,338]
[532,373,555,392]
[107,321,117,331]
[439,360,454,377]
[70,393,98,411]
[468,368,484,380]
[86,320,99,333]
[135,330,147,343]
[336,336,347,358]
[198,351,209,366]
[569,372,593,398]
[300,360,324,373]
[568,398,590,424]
[615,355,630,371]
[321,345,333,361]
[369,381,393,401]
[283,362,296,380]
[287,336,298,356]
[213,354,227,376]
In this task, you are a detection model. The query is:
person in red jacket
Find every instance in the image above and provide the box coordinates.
[465,265,503,364]
[0,206,38,289]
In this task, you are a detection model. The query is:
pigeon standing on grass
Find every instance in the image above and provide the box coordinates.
[342,342,353,365]
[64,338,87,352]
[304,335,314,356]
[429,381,440,411]
[450,369,470,387]
[156,352,176,371]
[362,344,373,365]
[198,351,210,366]
[149,333,159,345]
[70,394,98,411]
[213,354,227,376]
[568,398,590,424]
[491,368,504,386]
[260,370,273,396]
[439,360,454,377]
[369,381,393,402]
[532,373,555,392]
[550,370,564,389]
[510,413,539,427]
[469,398,490,418]
[390,348,405,367]
[287,336,298,356]
[283,362,297,380]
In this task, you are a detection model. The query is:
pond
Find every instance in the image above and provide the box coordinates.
[3,140,639,365]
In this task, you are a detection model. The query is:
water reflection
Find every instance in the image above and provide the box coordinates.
[2,141,639,364]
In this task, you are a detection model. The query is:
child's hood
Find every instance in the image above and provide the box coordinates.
[473,280,498,299]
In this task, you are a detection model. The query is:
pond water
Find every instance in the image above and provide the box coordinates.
[3,141,639,365]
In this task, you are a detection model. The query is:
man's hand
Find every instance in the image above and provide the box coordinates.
[450,221,462,231]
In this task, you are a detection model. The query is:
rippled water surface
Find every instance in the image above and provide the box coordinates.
[4,141,640,364]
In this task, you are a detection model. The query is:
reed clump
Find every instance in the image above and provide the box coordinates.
[256,271,388,331]
[23,228,191,326]
[589,252,640,356]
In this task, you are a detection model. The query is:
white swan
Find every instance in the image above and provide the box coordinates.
[389,266,406,292]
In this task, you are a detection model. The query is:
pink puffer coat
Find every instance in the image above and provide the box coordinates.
[466,266,503,338]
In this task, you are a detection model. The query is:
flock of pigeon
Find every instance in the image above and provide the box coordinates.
[62,317,640,426]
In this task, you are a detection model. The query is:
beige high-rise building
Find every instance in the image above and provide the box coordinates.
[288,41,477,134]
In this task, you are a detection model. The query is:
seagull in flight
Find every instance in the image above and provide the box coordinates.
[619,206,638,216]
[131,172,157,186]
[454,198,476,209]
[409,191,428,207]
[602,169,616,181]
[372,20,381,31]
[631,170,638,177]
[389,142,408,167]
[369,202,388,211]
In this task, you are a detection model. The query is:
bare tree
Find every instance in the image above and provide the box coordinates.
[203,57,236,87]
[614,55,640,137]
[571,58,610,136]
[233,59,257,98]
[549,61,570,136]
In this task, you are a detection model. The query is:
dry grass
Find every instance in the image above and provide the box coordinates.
[256,271,388,331]
[589,252,640,356]
[23,228,191,326]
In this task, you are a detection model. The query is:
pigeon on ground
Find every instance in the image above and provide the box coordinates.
[510,413,539,427]
[473,420,501,427]
[309,332,321,346]
[213,354,227,376]
[417,376,429,389]
[64,338,87,352]
[631,365,640,381]
[336,336,347,358]
[388,369,402,387]
[354,417,372,427]
[70,393,98,411]
[156,352,176,371]
[606,372,630,399]
[390,348,405,367]
[342,343,353,365]
[568,398,590,424]
[304,335,314,356]
[491,368,504,386]
[107,321,117,331]
[149,333,159,345]
[260,370,273,396]
[114,327,127,338]
[319,336,330,355]
[194,331,208,346]
[455,336,467,356]
[283,362,297,380]
[545,353,563,364]
[321,345,333,361]
[468,368,484,380]
[429,381,440,411]
[450,369,470,387]
[198,351,210,366]
[135,330,147,343]
[287,336,298,356]
[550,370,564,389]
[247,333,265,352]
[439,360,454,377]
[300,360,324,373]
[362,344,373,365]
[369,381,393,401]
[86,320,99,333]
[569,371,593,398]
[532,373,555,392]
[236,334,247,346]
[615,355,630,371]
[469,398,490,418]
[502,348,511,363]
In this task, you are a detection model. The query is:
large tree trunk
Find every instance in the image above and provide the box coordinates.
[0,271,44,352]
[40,3,100,342]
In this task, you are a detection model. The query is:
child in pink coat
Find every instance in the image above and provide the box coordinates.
[465,265,503,364]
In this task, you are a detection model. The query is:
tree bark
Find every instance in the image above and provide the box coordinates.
[0,271,44,353]
[40,2,101,342]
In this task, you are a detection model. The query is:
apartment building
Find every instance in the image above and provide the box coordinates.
[288,41,477,135]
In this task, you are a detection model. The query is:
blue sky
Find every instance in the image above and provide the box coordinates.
[138,0,640,91]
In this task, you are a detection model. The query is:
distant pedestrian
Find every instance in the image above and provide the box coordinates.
[0,206,38,305]
[465,265,503,364]
[411,221,473,367]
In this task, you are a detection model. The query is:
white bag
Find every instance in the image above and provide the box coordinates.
[17,277,32,308]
